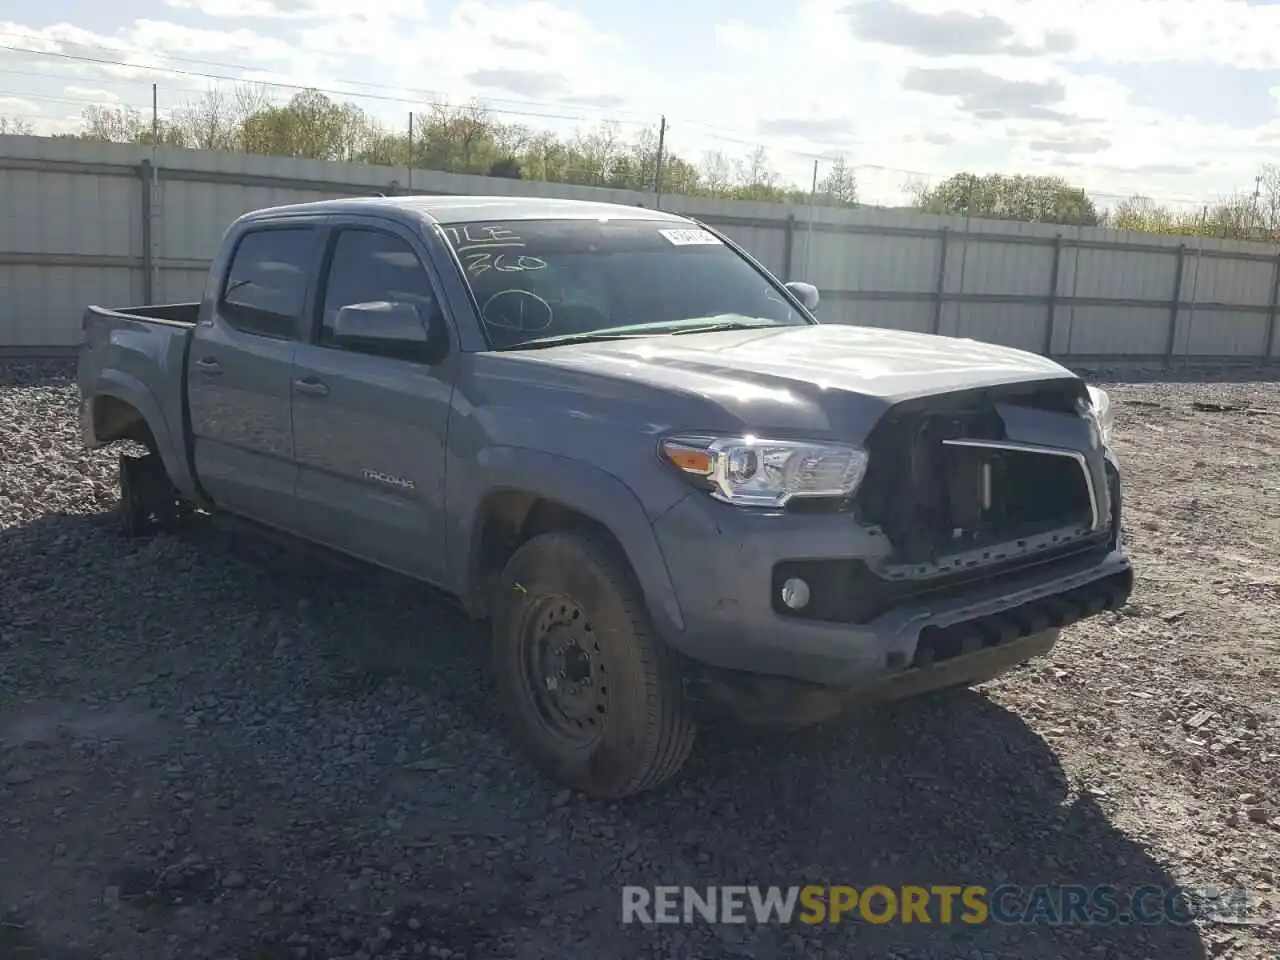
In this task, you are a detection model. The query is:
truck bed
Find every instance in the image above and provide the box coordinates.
[78,302,201,502]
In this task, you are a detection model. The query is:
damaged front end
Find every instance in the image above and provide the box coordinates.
[858,377,1116,570]
[766,377,1127,629]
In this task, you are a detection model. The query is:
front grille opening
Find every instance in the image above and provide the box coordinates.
[857,381,1097,565]
[950,446,1092,532]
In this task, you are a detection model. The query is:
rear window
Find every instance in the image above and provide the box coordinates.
[439,219,805,348]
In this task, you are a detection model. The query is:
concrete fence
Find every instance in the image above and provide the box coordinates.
[4,134,1280,363]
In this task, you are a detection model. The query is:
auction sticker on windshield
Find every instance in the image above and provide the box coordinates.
[658,228,723,246]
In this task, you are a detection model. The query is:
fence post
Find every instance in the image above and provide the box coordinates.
[931,227,949,335]
[1164,243,1186,367]
[782,214,796,282]
[138,159,154,306]
[1264,253,1280,361]
[1043,233,1062,356]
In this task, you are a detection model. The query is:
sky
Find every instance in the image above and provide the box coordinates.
[3,0,1280,209]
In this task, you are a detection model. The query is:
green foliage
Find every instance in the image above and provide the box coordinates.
[487,156,522,179]
[909,172,1100,226]
[42,85,860,209]
[1099,180,1280,241]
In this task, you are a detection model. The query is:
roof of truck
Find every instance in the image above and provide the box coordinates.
[241,195,694,226]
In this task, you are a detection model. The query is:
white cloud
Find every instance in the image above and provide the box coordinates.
[2,0,1278,209]
[64,85,120,102]
[0,95,39,113]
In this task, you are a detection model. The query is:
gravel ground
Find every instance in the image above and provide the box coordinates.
[1,359,1278,960]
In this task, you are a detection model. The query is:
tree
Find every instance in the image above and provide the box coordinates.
[71,105,185,146]
[1099,191,1280,241]
[0,116,33,135]
[239,90,373,161]
[1108,195,1178,233]
[698,150,734,195]
[487,156,522,179]
[912,172,1099,226]
[170,86,270,152]
[818,154,858,206]
[731,145,785,201]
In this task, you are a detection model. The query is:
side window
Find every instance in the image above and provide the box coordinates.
[319,229,440,352]
[220,227,314,339]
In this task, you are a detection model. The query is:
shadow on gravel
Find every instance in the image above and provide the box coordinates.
[0,358,74,389]
[0,510,1209,960]
[662,698,1211,959]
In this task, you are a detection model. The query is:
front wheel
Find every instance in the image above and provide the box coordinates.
[490,532,696,800]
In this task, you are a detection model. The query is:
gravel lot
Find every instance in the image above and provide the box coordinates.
[1,359,1278,960]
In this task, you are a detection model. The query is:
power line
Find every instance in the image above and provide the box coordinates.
[0,40,654,129]
[0,30,660,128]
[0,31,1256,210]
[0,87,152,113]
[0,27,666,123]
[0,26,843,143]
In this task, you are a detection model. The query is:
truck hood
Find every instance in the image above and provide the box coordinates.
[517,323,1076,404]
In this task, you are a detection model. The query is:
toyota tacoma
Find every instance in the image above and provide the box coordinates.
[76,195,1133,799]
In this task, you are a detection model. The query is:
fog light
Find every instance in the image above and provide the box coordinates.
[780,577,811,610]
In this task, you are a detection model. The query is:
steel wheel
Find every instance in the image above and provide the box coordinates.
[516,594,610,747]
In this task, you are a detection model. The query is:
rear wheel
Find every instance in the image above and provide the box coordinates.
[118,452,190,538]
[117,453,154,539]
[490,532,695,800]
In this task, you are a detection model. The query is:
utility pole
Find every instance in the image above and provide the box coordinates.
[801,159,818,277]
[407,111,414,193]
[1250,173,1262,239]
[149,81,159,305]
[654,115,666,209]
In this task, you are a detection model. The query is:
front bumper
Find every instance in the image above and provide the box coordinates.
[651,492,1133,690]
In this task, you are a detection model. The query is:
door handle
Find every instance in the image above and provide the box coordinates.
[293,377,329,397]
[194,358,222,375]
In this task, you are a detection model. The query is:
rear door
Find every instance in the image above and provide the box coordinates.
[290,217,458,583]
[187,220,322,529]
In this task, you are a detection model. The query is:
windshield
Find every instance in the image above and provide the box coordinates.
[439,218,810,349]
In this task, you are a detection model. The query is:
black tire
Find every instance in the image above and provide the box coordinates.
[117,453,154,540]
[491,531,696,800]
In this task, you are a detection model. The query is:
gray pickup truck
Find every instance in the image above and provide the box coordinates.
[78,195,1133,799]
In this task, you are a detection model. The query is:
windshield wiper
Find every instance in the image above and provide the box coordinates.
[668,318,780,336]
[502,330,657,351]
[500,316,782,350]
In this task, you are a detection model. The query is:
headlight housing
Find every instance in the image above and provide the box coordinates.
[1084,385,1114,446]
[660,434,869,507]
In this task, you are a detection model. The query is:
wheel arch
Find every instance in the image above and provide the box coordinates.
[455,450,685,641]
[82,371,196,502]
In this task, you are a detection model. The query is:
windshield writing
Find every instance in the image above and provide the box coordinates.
[440,219,807,349]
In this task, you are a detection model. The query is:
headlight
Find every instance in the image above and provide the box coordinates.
[1085,385,1114,446]
[659,434,869,507]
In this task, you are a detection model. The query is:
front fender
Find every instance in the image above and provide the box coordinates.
[450,447,686,640]
[84,369,195,498]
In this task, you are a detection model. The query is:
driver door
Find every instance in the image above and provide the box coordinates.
[290,218,458,584]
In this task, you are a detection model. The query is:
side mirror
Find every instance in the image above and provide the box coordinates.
[332,300,447,363]
[785,281,820,312]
